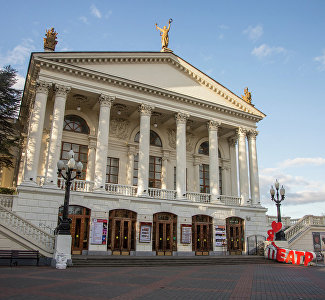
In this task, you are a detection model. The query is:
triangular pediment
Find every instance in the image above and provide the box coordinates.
[33,52,265,118]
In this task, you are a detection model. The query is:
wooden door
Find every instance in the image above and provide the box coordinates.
[192,215,212,255]
[226,217,244,255]
[108,209,137,255]
[153,213,177,255]
[59,205,90,255]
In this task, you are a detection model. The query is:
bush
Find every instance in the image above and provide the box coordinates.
[0,187,16,194]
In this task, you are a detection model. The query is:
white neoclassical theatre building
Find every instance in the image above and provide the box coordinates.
[9,49,268,257]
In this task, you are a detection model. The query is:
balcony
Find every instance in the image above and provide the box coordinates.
[36,177,242,206]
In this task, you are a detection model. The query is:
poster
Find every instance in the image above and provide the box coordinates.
[91,219,107,245]
[320,233,325,251]
[139,222,152,243]
[215,225,226,247]
[181,224,192,244]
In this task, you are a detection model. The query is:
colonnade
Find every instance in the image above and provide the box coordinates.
[22,81,260,206]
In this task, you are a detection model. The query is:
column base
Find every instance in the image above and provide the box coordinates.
[21,179,38,187]
[53,234,72,269]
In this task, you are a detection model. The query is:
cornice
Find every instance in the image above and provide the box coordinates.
[30,55,264,123]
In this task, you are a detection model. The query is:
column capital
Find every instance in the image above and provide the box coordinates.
[127,144,137,156]
[99,94,115,107]
[175,112,189,124]
[247,129,259,140]
[162,149,170,161]
[138,103,154,116]
[207,120,221,131]
[236,127,248,137]
[36,80,52,94]
[192,154,202,166]
[228,136,238,147]
[54,84,71,97]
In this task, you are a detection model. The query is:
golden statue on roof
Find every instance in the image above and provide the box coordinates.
[242,87,252,104]
[155,19,173,52]
[44,27,58,51]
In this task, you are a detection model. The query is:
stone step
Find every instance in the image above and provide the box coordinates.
[72,255,275,267]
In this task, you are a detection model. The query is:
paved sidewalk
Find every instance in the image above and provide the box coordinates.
[0,264,325,299]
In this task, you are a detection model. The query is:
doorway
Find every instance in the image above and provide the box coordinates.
[192,215,213,255]
[153,212,177,255]
[226,217,244,255]
[58,205,90,255]
[108,209,137,255]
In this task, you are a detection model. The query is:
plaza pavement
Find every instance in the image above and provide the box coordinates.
[0,264,325,299]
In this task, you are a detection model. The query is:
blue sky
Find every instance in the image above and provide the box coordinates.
[1,0,324,218]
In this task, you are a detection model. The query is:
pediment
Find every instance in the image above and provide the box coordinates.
[34,52,265,118]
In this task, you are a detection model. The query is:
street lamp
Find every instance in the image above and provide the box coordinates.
[56,150,83,235]
[270,179,286,241]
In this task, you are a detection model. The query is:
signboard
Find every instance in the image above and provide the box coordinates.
[312,232,325,258]
[139,222,152,243]
[91,219,107,245]
[215,225,226,247]
[181,224,192,244]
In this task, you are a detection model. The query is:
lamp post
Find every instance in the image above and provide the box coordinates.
[270,179,286,241]
[56,150,83,235]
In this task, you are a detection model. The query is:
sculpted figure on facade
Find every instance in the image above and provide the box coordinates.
[155,19,173,52]
[241,87,252,104]
[43,28,58,51]
[110,118,129,140]
[167,128,195,152]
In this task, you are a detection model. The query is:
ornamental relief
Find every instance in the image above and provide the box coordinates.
[109,118,129,140]
[167,129,196,152]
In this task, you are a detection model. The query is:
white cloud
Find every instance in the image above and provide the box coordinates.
[218,24,229,30]
[79,16,89,24]
[243,25,263,41]
[0,39,35,67]
[105,10,112,19]
[90,4,102,18]
[314,50,325,70]
[252,44,286,58]
[13,73,25,90]
[281,157,325,168]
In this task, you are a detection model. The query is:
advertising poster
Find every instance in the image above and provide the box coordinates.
[139,222,152,243]
[215,225,226,247]
[320,233,325,251]
[181,224,192,244]
[91,219,108,245]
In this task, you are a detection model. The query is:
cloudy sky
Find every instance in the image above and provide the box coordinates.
[1,0,324,218]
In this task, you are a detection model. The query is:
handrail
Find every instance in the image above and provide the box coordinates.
[0,203,54,255]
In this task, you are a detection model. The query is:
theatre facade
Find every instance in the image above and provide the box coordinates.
[11,49,267,256]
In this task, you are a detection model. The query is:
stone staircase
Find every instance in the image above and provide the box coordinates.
[72,255,275,267]
[0,194,55,257]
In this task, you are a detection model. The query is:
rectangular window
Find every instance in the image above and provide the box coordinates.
[60,142,88,179]
[133,154,139,186]
[106,157,119,184]
[219,167,222,195]
[200,164,210,194]
[149,156,162,188]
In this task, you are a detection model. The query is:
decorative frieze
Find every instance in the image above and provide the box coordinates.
[110,118,129,140]
[167,128,195,152]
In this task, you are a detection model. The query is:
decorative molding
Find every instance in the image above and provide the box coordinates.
[167,128,196,152]
[236,127,247,138]
[138,103,154,116]
[228,136,238,147]
[207,120,221,131]
[110,118,129,140]
[99,94,114,108]
[88,135,97,149]
[54,84,71,97]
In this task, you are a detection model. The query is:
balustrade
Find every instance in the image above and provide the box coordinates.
[186,192,211,203]
[148,188,176,200]
[105,183,138,196]
[0,194,14,210]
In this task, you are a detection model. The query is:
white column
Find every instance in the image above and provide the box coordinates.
[175,112,189,199]
[229,137,238,197]
[161,150,170,189]
[126,145,136,186]
[86,136,97,183]
[237,128,250,205]
[137,104,153,196]
[247,130,260,206]
[23,80,51,184]
[94,94,114,190]
[208,120,221,202]
[45,85,70,185]
[193,155,201,193]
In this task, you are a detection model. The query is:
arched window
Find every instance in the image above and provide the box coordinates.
[198,141,221,157]
[63,115,90,134]
[134,130,162,147]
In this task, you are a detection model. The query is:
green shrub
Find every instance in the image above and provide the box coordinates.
[0,187,16,194]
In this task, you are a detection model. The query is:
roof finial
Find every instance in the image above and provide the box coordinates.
[241,87,252,104]
[44,27,58,52]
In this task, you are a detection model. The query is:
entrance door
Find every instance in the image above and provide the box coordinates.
[108,210,137,255]
[153,212,177,255]
[58,205,90,255]
[226,217,244,255]
[192,215,212,255]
